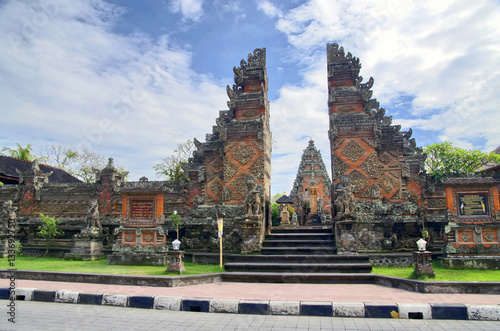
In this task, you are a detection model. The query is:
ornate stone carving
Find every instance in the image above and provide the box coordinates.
[223,160,239,182]
[84,198,101,230]
[460,232,472,242]
[333,175,356,221]
[1,201,17,236]
[338,105,355,112]
[427,198,446,208]
[341,140,365,163]
[484,232,496,242]
[249,156,265,182]
[359,153,381,179]
[350,170,370,193]
[232,144,256,165]
[379,173,398,194]
[243,175,264,221]
[359,184,381,199]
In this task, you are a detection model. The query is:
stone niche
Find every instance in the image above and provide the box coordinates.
[107,188,168,266]
[440,177,500,269]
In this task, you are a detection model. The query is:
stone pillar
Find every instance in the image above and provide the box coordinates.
[167,250,186,274]
[413,251,435,278]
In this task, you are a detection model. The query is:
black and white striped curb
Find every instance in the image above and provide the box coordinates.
[1,287,499,321]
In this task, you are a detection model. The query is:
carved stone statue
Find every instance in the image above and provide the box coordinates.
[243,175,264,220]
[333,175,356,221]
[84,199,101,231]
[1,200,17,235]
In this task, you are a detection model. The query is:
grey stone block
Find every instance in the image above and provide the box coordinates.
[239,300,270,315]
[102,293,128,307]
[270,301,300,315]
[154,296,182,311]
[128,295,155,309]
[300,301,333,317]
[365,303,398,318]
[431,303,467,320]
[12,288,36,301]
[182,298,210,312]
[467,304,500,321]
[33,289,56,302]
[333,302,364,317]
[397,303,432,319]
[55,290,79,304]
[78,292,103,305]
[209,298,239,313]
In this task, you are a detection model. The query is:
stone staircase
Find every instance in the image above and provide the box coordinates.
[222,226,373,283]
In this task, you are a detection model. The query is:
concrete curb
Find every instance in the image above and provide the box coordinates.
[2,287,499,321]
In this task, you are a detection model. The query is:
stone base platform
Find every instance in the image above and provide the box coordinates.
[439,256,500,270]
[107,253,169,266]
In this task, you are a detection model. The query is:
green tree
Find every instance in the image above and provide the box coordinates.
[1,143,36,161]
[154,139,195,180]
[38,213,64,256]
[271,202,280,226]
[424,142,500,179]
[271,193,283,203]
[169,211,182,240]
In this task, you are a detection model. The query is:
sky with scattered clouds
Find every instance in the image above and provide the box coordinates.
[1,0,499,194]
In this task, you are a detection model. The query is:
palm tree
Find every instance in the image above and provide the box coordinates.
[1,143,36,161]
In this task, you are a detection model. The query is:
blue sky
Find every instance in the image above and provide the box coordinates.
[1,0,500,195]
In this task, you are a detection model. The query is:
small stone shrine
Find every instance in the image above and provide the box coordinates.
[275,193,293,225]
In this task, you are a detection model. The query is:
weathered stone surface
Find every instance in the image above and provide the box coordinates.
[55,290,79,304]
[154,296,182,311]
[209,298,239,313]
[102,293,128,307]
[269,300,300,315]
[14,288,36,301]
[466,304,500,321]
[397,303,432,319]
[333,302,364,317]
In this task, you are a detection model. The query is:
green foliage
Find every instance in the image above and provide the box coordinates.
[424,142,500,179]
[154,139,195,181]
[287,205,295,215]
[1,143,36,161]
[271,193,283,203]
[373,261,500,281]
[169,211,182,239]
[0,181,3,186]
[271,202,280,226]
[38,213,63,256]
[0,256,223,276]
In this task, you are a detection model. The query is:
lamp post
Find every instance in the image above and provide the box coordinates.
[413,238,435,278]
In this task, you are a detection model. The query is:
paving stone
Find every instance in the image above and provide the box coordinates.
[33,289,57,302]
[238,300,270,315]
[364,303,399,318]
[333,302,365,317]
[128,295,155,309]
[55,290,79,304]
[102,293,128,307]
[154,296,182,311]
[182,298,210,312]
[270,300,300,315]
[300,301,333,317]
[210,298,239,313]
[466,304,500,321]
[431,303,468,320]
[13,288,36,301]
[397,303,432,320]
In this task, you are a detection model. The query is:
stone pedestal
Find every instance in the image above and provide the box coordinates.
[240,219,263,253]
[413,251,435,278]
[0,236,19,258]
[167,250,185,274]
[66,233,105,260]
[280,210,290,225]
[335,218,358,255]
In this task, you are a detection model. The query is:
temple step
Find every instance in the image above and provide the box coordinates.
[224,262,372,273]
[221,272,376,284]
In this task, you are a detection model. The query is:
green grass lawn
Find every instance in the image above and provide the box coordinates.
[0,256,224,276]
[373,262,500,281]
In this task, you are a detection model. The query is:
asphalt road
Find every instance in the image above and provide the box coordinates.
[1,301,500,331]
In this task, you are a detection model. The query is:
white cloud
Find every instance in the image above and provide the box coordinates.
[258,0,283,18]
[169,0,204,22]
[264,0,500,194]
[0,0,226,180]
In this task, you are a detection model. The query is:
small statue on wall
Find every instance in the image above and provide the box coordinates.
[333,175,356,221]
[243,175,264,221]
[1,200,17,235]
[81,199,101,236]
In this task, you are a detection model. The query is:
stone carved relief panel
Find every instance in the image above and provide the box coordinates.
[341,140,366,163]
[350,170,370,194]
[332,154,349,179]
[231,144,256,165]
[359,153,381,179]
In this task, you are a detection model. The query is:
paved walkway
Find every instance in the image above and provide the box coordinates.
[2,278,500,304]
[2,301,500,331]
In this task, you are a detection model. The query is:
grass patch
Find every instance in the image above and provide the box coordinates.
[373,262,500,281]
[0,256,224,276]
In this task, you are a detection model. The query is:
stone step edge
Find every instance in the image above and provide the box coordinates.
[225,263,373,267]
[2,288,498,321]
